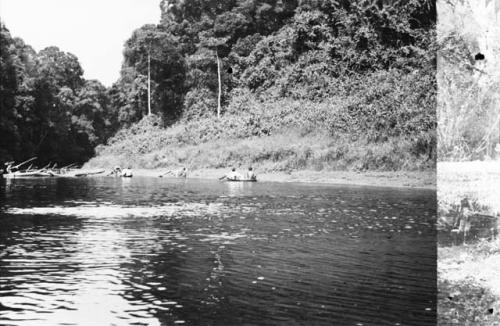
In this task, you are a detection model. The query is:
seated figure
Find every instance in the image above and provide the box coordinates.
[245,167,257,181]
[121,167,133,177]
[222,168,242,181]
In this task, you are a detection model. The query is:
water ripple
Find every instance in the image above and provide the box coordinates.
[0,178,436,325]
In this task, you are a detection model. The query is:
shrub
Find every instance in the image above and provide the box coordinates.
[438,278,499,326]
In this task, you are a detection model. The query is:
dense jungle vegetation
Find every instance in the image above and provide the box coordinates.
[437,3,500,325]
[1,0,436,171]
[438,0,500,161]
[0,27,114,164]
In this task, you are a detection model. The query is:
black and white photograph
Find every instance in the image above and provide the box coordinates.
[1,1,439,325]
[437,0,500,325]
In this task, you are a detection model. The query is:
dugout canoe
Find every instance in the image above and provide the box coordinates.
[59,169,106,177]
[2,171,54,179]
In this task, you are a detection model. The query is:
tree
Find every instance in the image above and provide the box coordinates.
[122,24,186,122]
[72,80,111,154]
[438,0,500,160]
[0,23,20,162]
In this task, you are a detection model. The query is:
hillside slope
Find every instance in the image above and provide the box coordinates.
[87,1,436,172]
[87,70,435,172]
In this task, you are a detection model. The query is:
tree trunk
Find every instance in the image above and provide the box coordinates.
[216,51,221,119]
[148,51,151,116]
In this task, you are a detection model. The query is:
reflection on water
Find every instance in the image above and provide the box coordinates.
[0,177,436,325]
[6,202,226,218]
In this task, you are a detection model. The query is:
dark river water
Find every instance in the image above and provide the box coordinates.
[0,177,436,326]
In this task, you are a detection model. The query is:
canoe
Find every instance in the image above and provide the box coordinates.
[226,178,257,182]
[59,169,106,177]
[71,169,105,177]
[2,171,54,179]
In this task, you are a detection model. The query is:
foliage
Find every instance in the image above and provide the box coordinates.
[0,22,21,161]
[438,0,500,160]
[1,0,436,169]
[89,124,432,172]
[0,22,112,164]
[120,24,186,122]
[114,0,435,128]
[438,278,499,325]
[89,65,436,172]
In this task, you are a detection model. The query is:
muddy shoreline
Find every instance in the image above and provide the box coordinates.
[122,168,436,189]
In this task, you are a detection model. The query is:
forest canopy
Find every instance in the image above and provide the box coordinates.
[1,0,436,169]
[0,25,114,164]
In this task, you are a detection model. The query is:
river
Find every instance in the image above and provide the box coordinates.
[0,177,436,326]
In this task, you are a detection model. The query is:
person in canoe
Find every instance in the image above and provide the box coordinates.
[219,167,243,181]
[245,166,257,181]
[177,167,187,178]
[121,166,133,177]
[109,166,122,176]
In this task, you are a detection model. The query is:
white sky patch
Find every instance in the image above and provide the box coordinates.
[0,0,160,86]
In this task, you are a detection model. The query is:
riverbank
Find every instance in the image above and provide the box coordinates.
[86,167,436,189]
[438,241,500,325]
[85,115,435,190]
[85,66,435,190]
[438,161,500,324]
[438,161,500,214]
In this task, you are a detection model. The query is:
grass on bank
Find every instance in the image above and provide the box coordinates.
[438,161,500,216]
[87,124,433,172]
[86,108,434,173]
[87,68,435,172]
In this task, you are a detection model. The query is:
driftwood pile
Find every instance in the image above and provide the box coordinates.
[1,157,104,178]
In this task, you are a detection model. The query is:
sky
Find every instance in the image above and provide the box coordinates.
[0,0,161,86]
